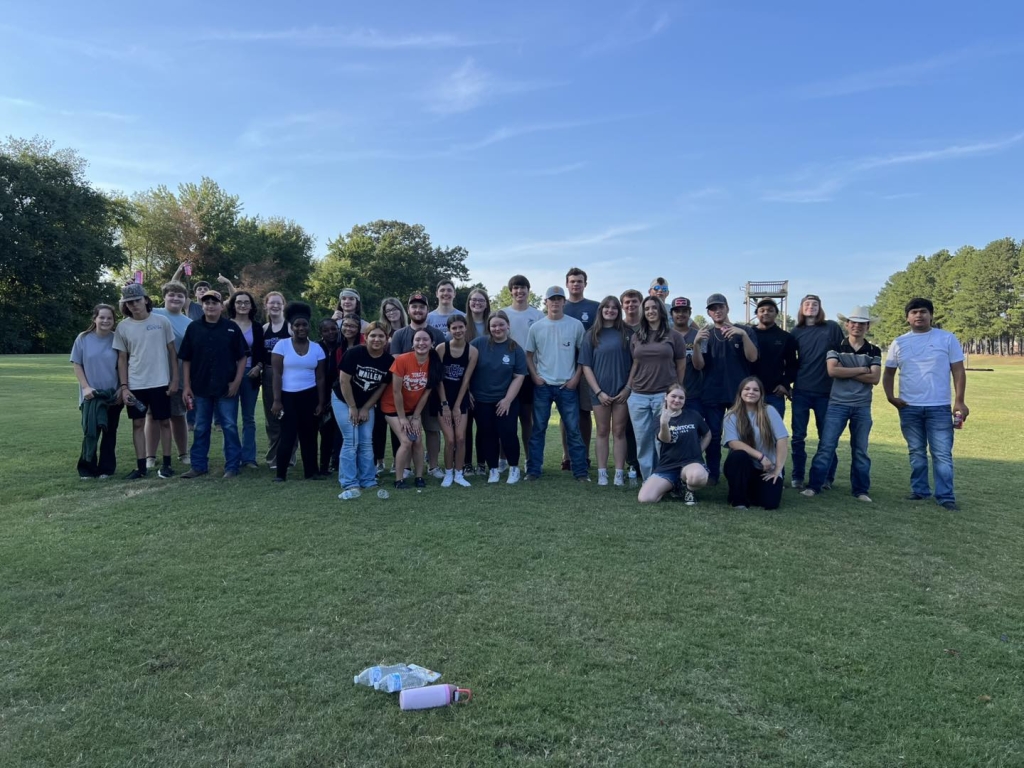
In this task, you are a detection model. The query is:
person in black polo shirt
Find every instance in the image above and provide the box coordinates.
[751,298,798,418]
[179,290,248,478]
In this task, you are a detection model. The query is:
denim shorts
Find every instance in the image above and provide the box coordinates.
[652,462,708,487]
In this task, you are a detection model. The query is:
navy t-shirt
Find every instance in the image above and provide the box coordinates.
[654,409,709,473]
[563,298,601,331]
[470,337,527,403]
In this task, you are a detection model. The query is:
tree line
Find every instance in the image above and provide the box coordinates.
[871,238,1022,354]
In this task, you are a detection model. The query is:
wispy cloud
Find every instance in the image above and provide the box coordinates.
[196,26,494,50]
[0,95,137,122]
[584,8,671,55]
[238,112,346,149]
[476,224,651,260]
[423,58,564,115]
[790,44,1021,99]
[512,161,588,177]
[0,24,170,69]
[763,131,1024,203]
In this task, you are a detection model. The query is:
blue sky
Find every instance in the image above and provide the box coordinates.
[3,0,1022,319]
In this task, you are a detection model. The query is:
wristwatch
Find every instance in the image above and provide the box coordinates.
[441,400,450,408]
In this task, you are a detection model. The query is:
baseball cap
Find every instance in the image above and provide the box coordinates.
[200,289,223,302]
[756,298,778,310]
[706,293,728,308]
[545,286,566,300]
[408,292,429,306]
[671,297,692,310]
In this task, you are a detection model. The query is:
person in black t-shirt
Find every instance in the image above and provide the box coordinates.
[751,298,798,418]
[334,322,394,492]
[638,385,711,505]
[179,290,248,478]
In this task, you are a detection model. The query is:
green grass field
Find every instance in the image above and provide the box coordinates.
[2,355,1022,767]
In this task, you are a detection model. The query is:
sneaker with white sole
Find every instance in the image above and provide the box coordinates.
[856,493,872,503]
[157,465,175,479]
[178,454,190,465]
[476,464,487,476]
[800,488,817,497]
[791,479,804,489]
[488,468,501,483]
[684,490,696,506]
[454,471,471,487]
[338,489,361,500]
[441,470,454,488]
[429,466,445,480]
[597,468,609,486]
[145,456,157,469]
[506,466,521,485]
[498,458,509,473]
[614,469,625,487]
[404,468,413,479]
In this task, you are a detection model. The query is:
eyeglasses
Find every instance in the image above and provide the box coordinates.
[469,298,487,304]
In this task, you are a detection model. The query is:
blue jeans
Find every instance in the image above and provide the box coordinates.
[899,405,956,504]
[791,391,837,483]
[528,383,587,478]
[331,394,377,489]
[703,402,727,482]
[808,404,872,496]
[238,367,260,464]
[627,392,664,481]
[765,393,787,419]
[191,394,241,473]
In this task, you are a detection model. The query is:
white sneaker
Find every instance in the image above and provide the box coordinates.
[338,489,361,500]
[178,453,190,466]
[488,468,501,483]
[614,469,625,487]
[454,471,471,487]
[441,470,454,488]
[403,468,413,479]
[856,493,873,503]
[597,468,609,486]
[146,457,156,469]
[498,458,509,473]
[429,466,445,480]
[507,466,521,485]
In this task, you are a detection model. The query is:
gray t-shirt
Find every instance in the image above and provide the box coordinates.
[579,327,633,397]
[526,315,585,385]
[70,332,119,405]
[723,405,789,469]
[426,307,465,335]
[505,305,544,346]
[112,314,174,390]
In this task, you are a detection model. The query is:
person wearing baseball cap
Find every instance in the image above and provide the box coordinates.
[751,298,798,418]
[801,306,882,503]
[390,292,447,479]
[113,282,179,480]
[670,295,706,423]
[789,294,844,489]
[524,285,588,481]
[690,293,758,484]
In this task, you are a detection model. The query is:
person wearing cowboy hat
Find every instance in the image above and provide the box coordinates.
[801,306,882,502]
[113,282,179,480]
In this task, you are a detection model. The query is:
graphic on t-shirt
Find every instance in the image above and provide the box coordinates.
[355,364,386,392]
[444,363,466,381]
[501,354,510,364]
[404,371,428,391]
[669,422,698,442]
[581,312,590,323]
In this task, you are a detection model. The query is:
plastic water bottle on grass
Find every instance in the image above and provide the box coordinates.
[628,467,638,488]
[353,664,406,688]
[374,664,442,693]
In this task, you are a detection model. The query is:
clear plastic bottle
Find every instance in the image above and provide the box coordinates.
[353,664,406,688]
[374,664,441,693]
[628,467,638,488]
[377,489,390,500]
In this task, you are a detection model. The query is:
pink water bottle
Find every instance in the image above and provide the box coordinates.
[399,684,472,711]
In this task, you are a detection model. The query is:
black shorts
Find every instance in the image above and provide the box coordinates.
[518,376,534,406]
[128,386,172,421]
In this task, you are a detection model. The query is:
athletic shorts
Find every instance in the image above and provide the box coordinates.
[421,413,441,432]
[127,386,172,421]
[518,376,534,406]
[577,384,593,411]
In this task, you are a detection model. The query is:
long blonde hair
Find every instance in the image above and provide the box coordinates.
[725,376,776,451]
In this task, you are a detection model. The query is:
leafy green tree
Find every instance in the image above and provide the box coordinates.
[0,136,126,352]
[492,285,543,309]
[306,220,470,317]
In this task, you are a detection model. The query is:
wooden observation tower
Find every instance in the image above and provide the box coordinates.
[742,280,790,329]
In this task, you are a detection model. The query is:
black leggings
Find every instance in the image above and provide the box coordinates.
[723,450,784,509]
[277,387,320,479]
[474,400,521,469]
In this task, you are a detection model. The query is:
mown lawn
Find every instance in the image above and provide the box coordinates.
[1,355,1022,767]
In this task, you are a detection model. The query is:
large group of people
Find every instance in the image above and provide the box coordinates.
[71,268,970,510]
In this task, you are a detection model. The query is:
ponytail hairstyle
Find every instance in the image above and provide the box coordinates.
[79,304,117,339]
[725,376,776,452]
[637,296,669,344]
[591,295,628,349]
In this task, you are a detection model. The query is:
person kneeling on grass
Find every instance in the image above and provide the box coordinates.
[638,385,711,505]
[722,377,788,510]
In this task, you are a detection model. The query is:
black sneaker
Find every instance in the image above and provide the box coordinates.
[684,490,696,506]
[394,480,409,490]
[157,465,175,479]
[414,477,427,488]
[940,501,960,511]
[906,493,928,501]
[125,468,147,480]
